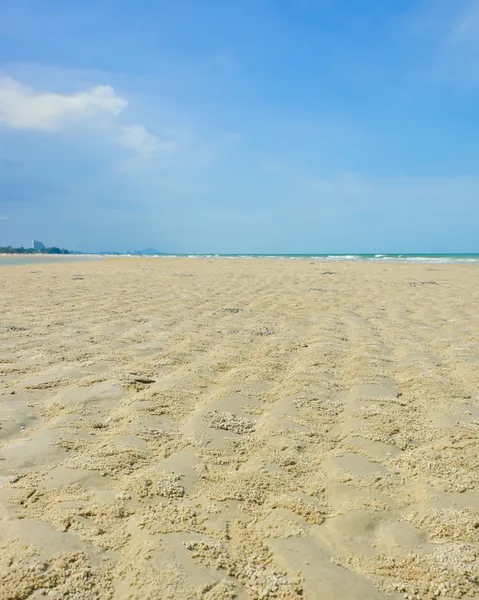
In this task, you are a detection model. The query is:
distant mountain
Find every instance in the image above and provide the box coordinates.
[133,248,163,255]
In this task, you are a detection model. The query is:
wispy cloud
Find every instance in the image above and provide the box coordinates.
[0,77,126,130]
[117,124,176,157]
[449,0,479,46]
[265,159,479,217]
[300,173,479,221]
[0,215,8,220]
[406,0,479,85]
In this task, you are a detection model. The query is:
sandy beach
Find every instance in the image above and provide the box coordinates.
[0,257,478,600]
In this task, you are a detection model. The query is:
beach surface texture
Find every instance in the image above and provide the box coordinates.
[0,258,478,600]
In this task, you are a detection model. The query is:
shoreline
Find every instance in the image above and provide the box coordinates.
[0,253,96,257]
[0,254,103,266]
[3,252,479,266]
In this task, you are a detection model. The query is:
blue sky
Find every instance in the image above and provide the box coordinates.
[1,0,478,253]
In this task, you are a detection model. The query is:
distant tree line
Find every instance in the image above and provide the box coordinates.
[0,246,76,254]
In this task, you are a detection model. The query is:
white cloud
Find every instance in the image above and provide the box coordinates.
[0,77,171,158]
[0,215,7,220]
[0,76,127,131]
[117,124,176,156]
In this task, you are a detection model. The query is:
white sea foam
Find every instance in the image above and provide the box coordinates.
[132,253,479,264]
[326,255,361,261]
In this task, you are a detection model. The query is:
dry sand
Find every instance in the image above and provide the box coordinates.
[0,258,478,600]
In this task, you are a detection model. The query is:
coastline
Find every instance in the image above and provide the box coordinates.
[3,252,479,265]
[1,257,478,599]
[0,254,103,266]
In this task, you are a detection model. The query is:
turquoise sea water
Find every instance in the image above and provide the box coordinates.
[1,254,478,265]
[156,253,479,264]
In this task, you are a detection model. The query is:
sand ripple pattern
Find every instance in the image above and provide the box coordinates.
[0,259,478,599]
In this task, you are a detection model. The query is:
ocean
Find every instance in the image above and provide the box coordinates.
[160,253,479,264]
[1,254,478,265]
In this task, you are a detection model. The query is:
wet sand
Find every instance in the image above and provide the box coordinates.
[0,258,478,600]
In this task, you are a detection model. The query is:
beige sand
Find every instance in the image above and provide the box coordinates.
[0,258,478,600]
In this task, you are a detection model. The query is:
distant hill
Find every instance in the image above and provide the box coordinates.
[133,248,163,255]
